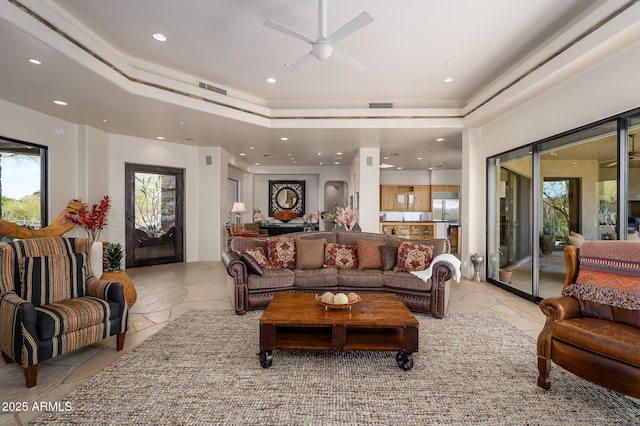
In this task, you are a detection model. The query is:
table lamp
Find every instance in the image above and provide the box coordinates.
[231,202,246,227]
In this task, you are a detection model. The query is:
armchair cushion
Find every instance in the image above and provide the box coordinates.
[19,253,88,306]
[34,296,117,340]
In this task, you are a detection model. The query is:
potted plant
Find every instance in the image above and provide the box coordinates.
[100,243,137,308]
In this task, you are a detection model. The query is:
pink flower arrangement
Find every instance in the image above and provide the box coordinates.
[64,195,111,241]
[335,205,356,231]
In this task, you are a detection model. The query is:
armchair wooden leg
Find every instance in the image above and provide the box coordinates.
[537,356,551,390]
[1,351,14,364]
[25,365,37,388]
[117,332,126,351]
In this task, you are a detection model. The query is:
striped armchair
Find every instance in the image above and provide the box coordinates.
[0,237,128,387]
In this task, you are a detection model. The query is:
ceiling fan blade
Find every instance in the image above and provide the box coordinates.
[284,52,314,72]
[331,48,366,71]
[606,161,617,167]
[326,11,374,45]
[263,20,316,45]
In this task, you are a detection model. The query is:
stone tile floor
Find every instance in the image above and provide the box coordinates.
[0,261,545,425]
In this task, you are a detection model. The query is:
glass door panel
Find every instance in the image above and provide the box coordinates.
[125,164,184,268]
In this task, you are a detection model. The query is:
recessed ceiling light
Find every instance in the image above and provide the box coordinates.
[336,152,342,155]
[254,162,260,166]
[443,77,455,83]
[380,164,395,169]
[334,162,340,165]
[383,156,389,160]
[156,136,165,140]
[250,146,255,150]
[436,138,444,142]
[428,167,434,170]
[319,162,323,165]
[102,119,108,122]
[29,58,41,65]
[416,157,423,160]
[152,33,167,41]
[317,152,322,156]
[281,137,288,141]
[444,61,452,66]
[239,153,246,156]
[179,121,185,125]
[397,167,403,170]
[266,77,276,84]
[53,100,67,106]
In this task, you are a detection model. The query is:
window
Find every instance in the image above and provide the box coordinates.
[0,136,47,241]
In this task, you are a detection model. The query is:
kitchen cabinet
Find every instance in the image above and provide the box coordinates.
[380,186,398,211]
[379,222,435,240]
[380,185,430,212]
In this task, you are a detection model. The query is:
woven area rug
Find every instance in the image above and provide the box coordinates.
[31,310,638,425]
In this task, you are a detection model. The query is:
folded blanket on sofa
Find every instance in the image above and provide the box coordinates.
[410,253,461,283]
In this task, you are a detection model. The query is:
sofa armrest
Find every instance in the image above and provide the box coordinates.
[0,292,38,366]
[537,295,581,358]
[430,261,455,319]
[222,251,249,314]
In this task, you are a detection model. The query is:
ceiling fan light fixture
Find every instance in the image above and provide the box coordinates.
[312,42,332,60]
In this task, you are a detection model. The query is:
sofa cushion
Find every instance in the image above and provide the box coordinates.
[267,237,297,269]
[247,268,295,290]
[239,252,265,276]
[293,268,338,287]
[338,269,383,288]
[34,296,115,340]
[20,253,88,307]
[394,241,433,272]
[243,247,270,269]
[379,246,398,271]
[553,317,640,367]
[295,238,326,270]
[356,240,385,270]
[383,271,432,291]
[324,243,358,269]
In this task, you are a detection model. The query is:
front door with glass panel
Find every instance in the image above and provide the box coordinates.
[125,163,184,268]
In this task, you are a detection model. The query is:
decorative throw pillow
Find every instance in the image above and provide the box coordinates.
[267,237,297,269]
[20,253,88,307]
[324,243,358,269]
[295,238,326,270]
[243,247,270,269]
[379,246,398,271]
[567,231,586,247]
[239,252,265,276]
[394,241,433,273]
[356,240,385,270]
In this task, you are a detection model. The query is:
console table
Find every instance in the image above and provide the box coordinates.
[259,223,319,236]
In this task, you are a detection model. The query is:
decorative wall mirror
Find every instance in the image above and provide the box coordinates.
[269,180,305,216]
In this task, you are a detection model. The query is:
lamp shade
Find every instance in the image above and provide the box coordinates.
[231,202,246,213]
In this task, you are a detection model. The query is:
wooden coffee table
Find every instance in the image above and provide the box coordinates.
[258,292,419,370]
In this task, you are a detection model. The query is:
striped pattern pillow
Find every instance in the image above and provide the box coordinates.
[20,253,88,306]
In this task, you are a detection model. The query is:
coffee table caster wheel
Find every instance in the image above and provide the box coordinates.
[259,350,273,368]
[396,352,413,371]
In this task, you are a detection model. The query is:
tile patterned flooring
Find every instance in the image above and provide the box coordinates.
[0,261,545,425]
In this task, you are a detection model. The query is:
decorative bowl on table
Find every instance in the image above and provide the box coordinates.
[316,292,361,310]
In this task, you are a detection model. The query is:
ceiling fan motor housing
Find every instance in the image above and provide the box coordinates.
[313,42,333,60]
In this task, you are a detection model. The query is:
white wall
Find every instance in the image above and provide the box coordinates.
[380,170,431,185]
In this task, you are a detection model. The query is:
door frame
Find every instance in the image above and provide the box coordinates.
[125,163,184,268]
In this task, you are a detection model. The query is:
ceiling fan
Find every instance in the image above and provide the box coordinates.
[596,134,640,167]
[263,0,374,71]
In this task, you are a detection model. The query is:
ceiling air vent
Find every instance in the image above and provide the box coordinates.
[369,102,393,108]
[198,81,227,96]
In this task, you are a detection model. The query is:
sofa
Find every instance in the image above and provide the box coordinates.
[222,231,457,318]
[537,241,640,397]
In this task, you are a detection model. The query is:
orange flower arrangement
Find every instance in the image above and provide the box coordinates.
[64,195,111,241]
